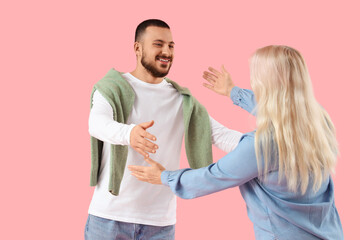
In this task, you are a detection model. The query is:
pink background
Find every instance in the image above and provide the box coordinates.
[1,0,359,239]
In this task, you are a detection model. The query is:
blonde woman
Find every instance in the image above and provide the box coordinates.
[128,46,343,239]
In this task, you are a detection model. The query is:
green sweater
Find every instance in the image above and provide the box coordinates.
[90,68,213,195]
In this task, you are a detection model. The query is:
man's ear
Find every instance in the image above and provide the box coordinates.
[134,42,142,58]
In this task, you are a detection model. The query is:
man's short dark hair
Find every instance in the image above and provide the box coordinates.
[135,19,170,42]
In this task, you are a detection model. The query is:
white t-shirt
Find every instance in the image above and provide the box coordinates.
[88,72,242,226]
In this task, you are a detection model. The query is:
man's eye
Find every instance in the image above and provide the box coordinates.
[169,45,174,49]
[154,43,162,47]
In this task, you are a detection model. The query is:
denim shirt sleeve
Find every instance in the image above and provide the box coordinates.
[230,87,257,116]
[161,133,259,199]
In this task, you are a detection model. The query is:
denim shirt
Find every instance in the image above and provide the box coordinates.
[161,87,343,240]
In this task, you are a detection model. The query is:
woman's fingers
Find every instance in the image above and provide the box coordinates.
[203,83,215,91]
[130,170,158,184]
[128,165,146,172]
[131,172,148,181]
[128,164,163,184]
[203,74,217,84]
[203,71,218,79]
[208,67,221,76]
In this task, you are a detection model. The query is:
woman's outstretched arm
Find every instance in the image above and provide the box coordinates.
[128,133,263,199]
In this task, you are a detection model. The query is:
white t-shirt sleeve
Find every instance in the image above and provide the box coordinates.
[89,90,136,145]
[210,116,243,153]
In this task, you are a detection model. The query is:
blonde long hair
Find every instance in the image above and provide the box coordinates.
[250,45,338,194]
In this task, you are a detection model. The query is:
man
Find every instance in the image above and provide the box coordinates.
[85,19,242,240]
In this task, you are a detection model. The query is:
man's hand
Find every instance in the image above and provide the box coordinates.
[130,120,158,158]
[202,65,235,97]
[128,157,165,185]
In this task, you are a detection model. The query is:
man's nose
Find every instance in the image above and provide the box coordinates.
[161,46,171,56]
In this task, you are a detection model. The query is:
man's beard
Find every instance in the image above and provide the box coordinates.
[141,53,172,78]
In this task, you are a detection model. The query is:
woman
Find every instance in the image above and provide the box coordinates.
[128,45,343,239]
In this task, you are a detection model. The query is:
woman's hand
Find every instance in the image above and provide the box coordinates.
[203,65,235,97]
[128,158,166,185]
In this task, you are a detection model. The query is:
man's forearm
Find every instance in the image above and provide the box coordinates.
[210,117,243,153]
[89,90,135,145]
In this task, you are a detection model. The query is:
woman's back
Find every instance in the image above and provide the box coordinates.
[239,133,343,240]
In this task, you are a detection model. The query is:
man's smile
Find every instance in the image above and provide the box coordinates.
[156,56,171,64]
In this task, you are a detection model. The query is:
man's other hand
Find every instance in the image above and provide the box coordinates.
[130,120,158,158]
